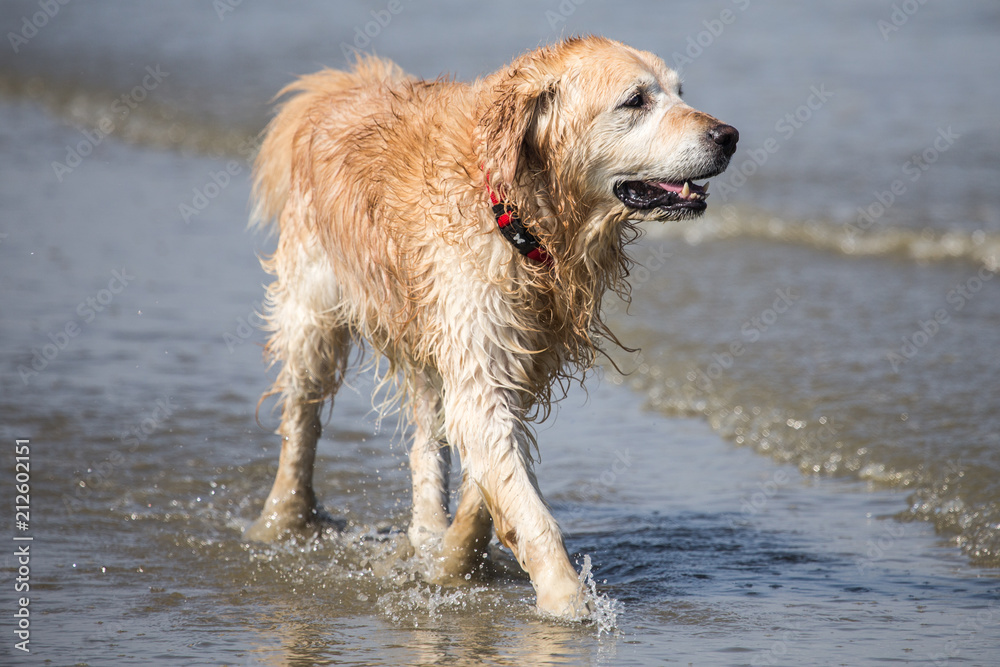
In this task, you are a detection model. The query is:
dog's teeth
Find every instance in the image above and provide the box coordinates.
[681,182,691,198]
[703,181,709,193]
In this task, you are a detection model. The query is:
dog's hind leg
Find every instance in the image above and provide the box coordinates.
[406,372,451,552]
[407,372,493,580]
[245,272,351,543]
[433,472,493,583]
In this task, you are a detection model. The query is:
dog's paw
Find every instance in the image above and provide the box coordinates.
[243,506,343,543]
[535,584,597,621]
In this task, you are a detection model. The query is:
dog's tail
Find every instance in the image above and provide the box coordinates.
[250,55,411,234]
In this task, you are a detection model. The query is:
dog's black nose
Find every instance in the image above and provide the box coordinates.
[709,124,739,157]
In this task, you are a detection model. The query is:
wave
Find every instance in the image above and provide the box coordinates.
[605,349,1000,567]
[0,70,260,159]
[6,70,998,273]
[647,204,1000,270]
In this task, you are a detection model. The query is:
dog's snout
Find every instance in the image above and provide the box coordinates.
[708,124,739,158]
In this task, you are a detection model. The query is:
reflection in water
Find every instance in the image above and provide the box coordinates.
[234,529,614,666]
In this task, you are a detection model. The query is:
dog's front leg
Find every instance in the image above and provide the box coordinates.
[442,374,593,619]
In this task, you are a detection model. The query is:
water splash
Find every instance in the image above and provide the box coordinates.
[376,583,489,626]
[578,554,623,637]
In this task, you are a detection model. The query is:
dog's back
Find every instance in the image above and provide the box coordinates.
[251,57,483,372]
[251,56,415,234]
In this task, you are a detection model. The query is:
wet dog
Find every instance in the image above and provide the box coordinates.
[247,36,737,618]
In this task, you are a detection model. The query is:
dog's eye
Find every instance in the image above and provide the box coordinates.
[620,91,646,109]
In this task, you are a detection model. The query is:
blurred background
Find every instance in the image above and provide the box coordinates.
[1,2,998,665]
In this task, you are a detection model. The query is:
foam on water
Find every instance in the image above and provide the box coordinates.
[646,204,1000,270]
[0,70,260,159]
[608,346,1000,566]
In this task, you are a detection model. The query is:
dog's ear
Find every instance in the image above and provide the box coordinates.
[476,55,557,187]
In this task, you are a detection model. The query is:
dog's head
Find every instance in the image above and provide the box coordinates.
[476,37,738,228]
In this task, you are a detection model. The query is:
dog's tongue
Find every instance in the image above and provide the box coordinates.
[656,180,706,195]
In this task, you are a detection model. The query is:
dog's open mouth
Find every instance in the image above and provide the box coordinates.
[614,180,709,213]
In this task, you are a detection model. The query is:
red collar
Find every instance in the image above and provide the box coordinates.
[484,180,552,266]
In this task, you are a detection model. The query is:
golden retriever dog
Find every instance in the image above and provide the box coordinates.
[246,36,738,619]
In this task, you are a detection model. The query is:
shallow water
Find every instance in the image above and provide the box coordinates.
[2,1,999,665]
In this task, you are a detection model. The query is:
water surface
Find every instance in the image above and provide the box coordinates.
[2,2,999,664]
